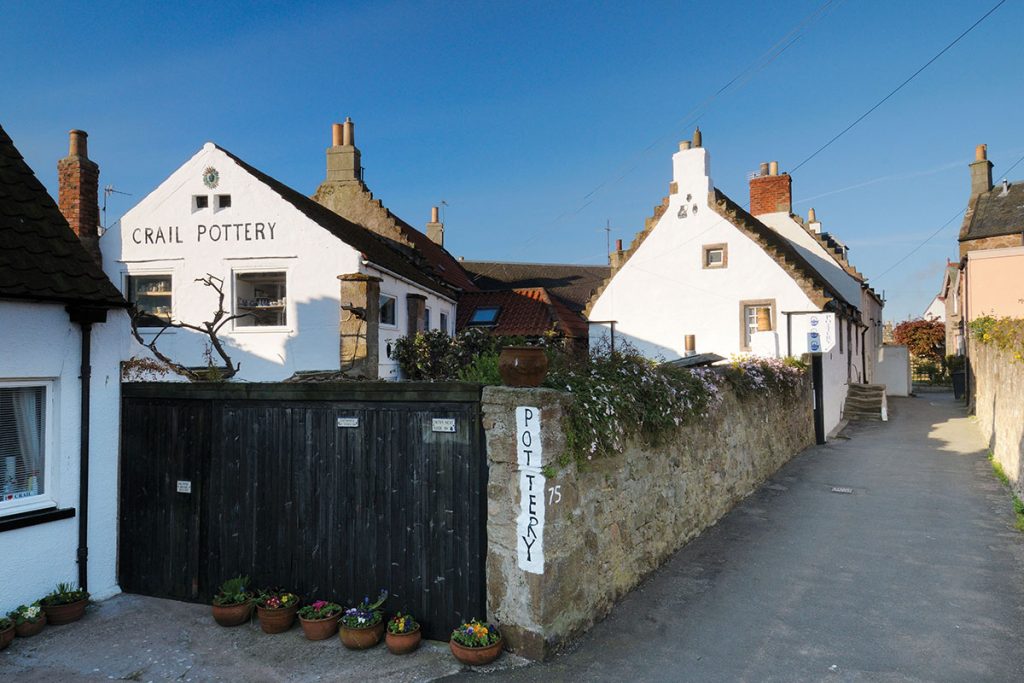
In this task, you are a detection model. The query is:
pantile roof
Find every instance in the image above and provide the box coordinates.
[456,287,588,339]
[460,261,609,313]
[959,181,1024,242]
[215,145,457,300]
[0,124,125,308]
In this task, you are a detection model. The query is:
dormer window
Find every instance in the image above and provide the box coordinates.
[468,306,500,326]
[216,194,232,209]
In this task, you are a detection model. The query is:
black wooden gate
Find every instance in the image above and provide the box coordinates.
[119,382,486,640]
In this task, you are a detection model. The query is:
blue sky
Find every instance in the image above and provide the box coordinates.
[3,0,1022,321]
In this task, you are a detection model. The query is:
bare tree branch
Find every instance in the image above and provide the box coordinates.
[129,273,250,381]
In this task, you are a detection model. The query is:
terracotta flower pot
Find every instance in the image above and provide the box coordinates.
[211,600,253,627]
[339,621,385,649]
[299,613,340,641]
[257,604,298,634]
[42,599,87,626]
[450,637,503,666]
[386,626,422,654]
[498,347,549,387]
[0,624,14,651]
[15,614,46,638]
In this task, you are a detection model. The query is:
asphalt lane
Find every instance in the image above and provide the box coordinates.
[450,393,1024,682]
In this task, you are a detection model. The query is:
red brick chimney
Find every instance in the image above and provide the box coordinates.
[749,160,792,216]
[58,129,101,263]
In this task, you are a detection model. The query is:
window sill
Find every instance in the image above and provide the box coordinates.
[0,507,75,533]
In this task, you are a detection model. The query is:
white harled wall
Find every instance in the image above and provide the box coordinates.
[0,301,129,614]
[105,144,454,381]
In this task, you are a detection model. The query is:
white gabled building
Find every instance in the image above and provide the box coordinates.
[105,126,458,381]
[587,130,884,438]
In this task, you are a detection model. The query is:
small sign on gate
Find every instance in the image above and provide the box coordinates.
[176,480,192,494]
[432,418,456,433]
[337,417,359,428]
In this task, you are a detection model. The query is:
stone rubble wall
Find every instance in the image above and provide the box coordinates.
[970,341,1024,500]
[482,380,814,660]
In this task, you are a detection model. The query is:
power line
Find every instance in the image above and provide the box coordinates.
[791,0,1008,173]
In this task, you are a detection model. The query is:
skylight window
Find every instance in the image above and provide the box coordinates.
[468,307,500,326]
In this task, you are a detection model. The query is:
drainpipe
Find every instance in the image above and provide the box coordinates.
[67,306,107,592]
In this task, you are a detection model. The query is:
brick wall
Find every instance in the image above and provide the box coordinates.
[57,154,100,262]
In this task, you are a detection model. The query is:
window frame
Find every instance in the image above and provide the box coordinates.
[424,307,431,332]
[231,268,290,332]
[215,194,232,210]
[379,294,398,328]
[439,311,450,336]
[739,299,776,351]
[0,379,57,518]
[125,272,175,329]
[702,243,728,269]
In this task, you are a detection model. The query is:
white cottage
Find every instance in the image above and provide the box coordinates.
[0,126,129,612]
[587,130,883,438]
[106,130,458,381]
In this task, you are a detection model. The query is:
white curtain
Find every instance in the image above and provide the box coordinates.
[11,388,42,495]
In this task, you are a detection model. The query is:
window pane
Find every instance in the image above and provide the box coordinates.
[127,275,173,326]
[707,249,723,265]
[235,272,287,327]
[469,307,500,325]
[0,386,45,506]
[440,312,449,336]
[380,295,396,326]
[424,308,431,331]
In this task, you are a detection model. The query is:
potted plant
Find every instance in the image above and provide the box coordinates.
[0,617,13,651]
[8,603,46,637]
[385,612,421,655]
[40,583,89,625]
[338,590,388,649]
[297,600,342,641]
[449,619,502,666]
[255,589,299,634]
[211,576,254,627]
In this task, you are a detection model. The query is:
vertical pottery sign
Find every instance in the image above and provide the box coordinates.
[515,406,545,574]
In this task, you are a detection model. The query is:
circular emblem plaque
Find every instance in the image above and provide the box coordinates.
[202,166,220,189]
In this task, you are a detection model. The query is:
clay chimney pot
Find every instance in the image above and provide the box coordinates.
[431,206,439,223]
[759,162,769,177]
[768,160,779,176]
[808,207,816,222]
[332,123,343,146]
[342,117,354,146]
[975,144,987,161]
[615,238,623,251]
[685,334,696,353]
[68,129,88,158]
[692,127,702,148]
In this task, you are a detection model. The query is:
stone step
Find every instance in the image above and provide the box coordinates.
[847,383,886,395]
[845,397,883,409]
[846,411,883,421]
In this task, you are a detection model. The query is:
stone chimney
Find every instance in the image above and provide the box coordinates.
[426,206,444,246]
[969,144,993,197]
[749,160,791,216]
[610,238,626,269]
[326,117,361,183]
[58,129,100,263]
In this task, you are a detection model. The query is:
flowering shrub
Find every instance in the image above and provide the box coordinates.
[340,590,388,629]
[256,589,298,610]
[212,576,250,606]
[969,316,1024,362]
[0,617,12,632]
[297,600,341,620]
[451,619,500,647]
[8,603,43,625]
[544,343,806,465]
[723,356,807,397]
[387,612,419,634]
[392,328,533,381]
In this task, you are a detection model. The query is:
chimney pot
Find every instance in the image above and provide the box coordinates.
[342,117,354,146]
[808,207,816,222]
[431,206,439,223]
[768,160,779,176]
[692,127,702,148]
[615,238,623,251]
[759,162,769,177]
[969,144,993,196]
[68,129,88,158]
[332,123,343,146]
[679,140,691,151]
[976,144,987,161]
[684,334,696,355]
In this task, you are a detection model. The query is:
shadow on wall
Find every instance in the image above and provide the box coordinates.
[130,295,345,381]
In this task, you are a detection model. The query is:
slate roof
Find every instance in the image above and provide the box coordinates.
[456,287,588,339]
[214,145,457,300]
[959,181,1024,242]
[0,124,126,308]
[389,214,479,292]
[460,261,610,313]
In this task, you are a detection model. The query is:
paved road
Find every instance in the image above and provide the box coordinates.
[452,393,1024,682]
